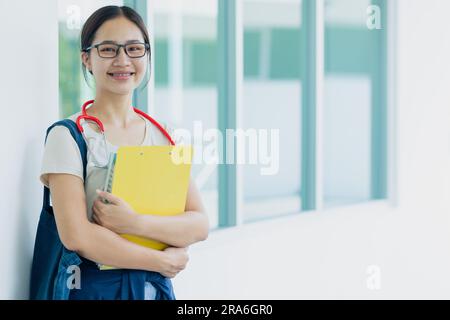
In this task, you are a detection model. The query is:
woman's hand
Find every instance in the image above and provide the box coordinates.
[92,189,138,234]
[158,247,189,278]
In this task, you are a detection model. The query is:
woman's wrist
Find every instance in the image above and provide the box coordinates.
[122,211,141,235]
[129,213,156,239]
[144,248,165,273]
[127,213,143,237]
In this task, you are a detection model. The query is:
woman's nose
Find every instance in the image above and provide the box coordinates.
[113,47,131,65]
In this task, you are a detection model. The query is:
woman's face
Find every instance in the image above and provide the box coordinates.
[82,16,148,96]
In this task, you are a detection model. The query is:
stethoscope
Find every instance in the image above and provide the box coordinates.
[75,99,175,168]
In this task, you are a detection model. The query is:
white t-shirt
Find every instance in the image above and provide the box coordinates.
[40,111,175,221]
[39,111,176,301]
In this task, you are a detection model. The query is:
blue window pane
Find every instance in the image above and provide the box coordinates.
[324,0,387,207]
[242,0,303,222]
[153,1,219,229]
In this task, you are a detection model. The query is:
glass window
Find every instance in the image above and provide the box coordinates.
[152,0,219,229]
[324,0,387,207]
[242,0,303,222]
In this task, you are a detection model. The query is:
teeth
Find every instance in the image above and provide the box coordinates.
[111,73,131,76]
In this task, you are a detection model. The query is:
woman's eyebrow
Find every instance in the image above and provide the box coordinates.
[126,40,144,44]
[98,39,144,44]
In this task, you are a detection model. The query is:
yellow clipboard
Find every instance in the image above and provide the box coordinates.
[99,145,192,270]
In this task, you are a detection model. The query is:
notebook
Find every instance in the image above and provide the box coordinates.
[102,153,117,202]
[98,145,193,270]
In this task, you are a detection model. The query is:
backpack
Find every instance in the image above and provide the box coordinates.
[29,119,87,299]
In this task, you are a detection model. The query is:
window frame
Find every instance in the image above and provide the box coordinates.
[213,0,394,229]
[124,0,149,113]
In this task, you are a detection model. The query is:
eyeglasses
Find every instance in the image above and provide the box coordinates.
[83,42,150,58]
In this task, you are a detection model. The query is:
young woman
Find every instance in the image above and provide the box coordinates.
[35,6,208,300]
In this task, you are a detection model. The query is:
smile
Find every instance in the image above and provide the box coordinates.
[107,72,135,80]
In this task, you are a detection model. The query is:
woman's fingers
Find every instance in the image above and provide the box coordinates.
[96,189,121,205]
[92,207,101,225]
[92,198,102,210]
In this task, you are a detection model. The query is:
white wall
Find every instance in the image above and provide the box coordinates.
[172,0,450,299]
[0,0,58,299]
[2,0,450,299]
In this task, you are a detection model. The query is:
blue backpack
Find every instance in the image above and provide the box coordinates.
[29,119,175,300]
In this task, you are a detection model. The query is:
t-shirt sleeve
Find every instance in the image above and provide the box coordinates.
[39,125,84,188]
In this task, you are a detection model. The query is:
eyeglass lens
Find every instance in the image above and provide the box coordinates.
[97,43,147,58]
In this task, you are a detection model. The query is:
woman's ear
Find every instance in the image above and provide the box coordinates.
[81,52,93,75]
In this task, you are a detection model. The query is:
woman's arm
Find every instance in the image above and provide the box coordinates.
[94,179,209,248]
[133,178,209,247]
[48,173,188,277]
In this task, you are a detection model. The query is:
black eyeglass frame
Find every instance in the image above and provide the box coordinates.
[82,42,151,58]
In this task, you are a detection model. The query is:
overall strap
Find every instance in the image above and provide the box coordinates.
[42,119,87,211]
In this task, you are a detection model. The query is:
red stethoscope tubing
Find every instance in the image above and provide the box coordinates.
[75,100,175,146]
